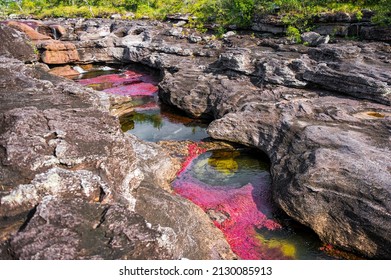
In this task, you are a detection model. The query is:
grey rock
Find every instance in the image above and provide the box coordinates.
[360,25,391,42]
[0,26,235,260]
[223,31,236,39]
[301,31,330,47]
[303,63,390,105]
[174,21,187,27]
[0,24,37,62]
[314,24,350,37]
[3,17,391,259]
[251,14,286,34]
[9,197,173,260]
[207,93,391,258]
[110,14,122,20]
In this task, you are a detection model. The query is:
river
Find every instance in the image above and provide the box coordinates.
[74,63,335,260]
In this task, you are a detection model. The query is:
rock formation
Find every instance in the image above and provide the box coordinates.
[0,24,235,260]
[1,17,390,259]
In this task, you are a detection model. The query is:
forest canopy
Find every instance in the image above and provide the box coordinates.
[1,1,390,29]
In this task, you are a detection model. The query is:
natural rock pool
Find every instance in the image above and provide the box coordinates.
[173,147,332,260]
[74,64,334,260]
[74,64,209,142]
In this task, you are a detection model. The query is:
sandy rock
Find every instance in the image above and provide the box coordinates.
[36,40,80,64]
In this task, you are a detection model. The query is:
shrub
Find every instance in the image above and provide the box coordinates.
[286,25,301,43]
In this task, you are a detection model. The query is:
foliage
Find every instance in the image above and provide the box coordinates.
[286,25,301,43]
[1,0,390,31]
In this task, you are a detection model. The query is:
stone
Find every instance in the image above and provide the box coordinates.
[303,63,390,105]
[2,17,391,260]
[218,48,255,74]
[301,31,330,47]
[251,14,286,34]
[35,40,80,64]
[9,197,173,260]
[174,21,187,27]
[360,25,391,42]
[6,21,51,41]
[206,92,391,259]
[110,14,122,20]
[223,31,236,39]
[313,24,350,37]
[0,24,37,62]
[0,25,235,260]
[48,65,79,77]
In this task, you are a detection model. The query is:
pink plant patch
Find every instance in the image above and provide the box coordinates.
[78,70,158,96]
[177,143,207,176]
[173,147,294,260]
[78,70,143,87]
[103,83,158,96]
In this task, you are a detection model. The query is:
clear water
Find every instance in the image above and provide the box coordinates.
[74,64,209,142]
[173,148,332,260]
[75,64,336,260]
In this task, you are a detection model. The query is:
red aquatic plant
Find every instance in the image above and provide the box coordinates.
[172,149,299,260]
[177,143,207,176]
[78,71,158,96]
[79,71,142,86]
[103,83,158,96]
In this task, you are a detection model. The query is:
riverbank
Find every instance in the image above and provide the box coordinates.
[0,17,390,259]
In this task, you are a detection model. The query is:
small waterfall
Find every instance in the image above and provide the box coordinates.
[51,26,59,40]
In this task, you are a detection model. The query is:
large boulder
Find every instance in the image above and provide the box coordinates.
[207,92,391,258]
[8,197,173,260]
[153,33,391,258]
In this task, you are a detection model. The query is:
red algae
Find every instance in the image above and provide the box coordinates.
[177,143,207,176]
[78,70,158,96]
[78,70,143,87]
[104,83,158,96]
[173,149,295,260]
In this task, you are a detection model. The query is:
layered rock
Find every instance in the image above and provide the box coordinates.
[36,40,80,64]
[252,11,391,42]
[0,26,235,260]
[93,21,388,258]
[4,21,51,40]
[2,18,391,259]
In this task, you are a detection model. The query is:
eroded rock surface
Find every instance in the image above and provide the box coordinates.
[2,18,391,259]
[0,25,235,260]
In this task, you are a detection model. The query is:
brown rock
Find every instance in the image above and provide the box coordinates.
[37,41,80,64]
[6,21,51,41]
[48,65,79,77]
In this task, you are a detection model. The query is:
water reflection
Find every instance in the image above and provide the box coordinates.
[75,64,209,142]
[120,106,209,142]
[173,148,331,260]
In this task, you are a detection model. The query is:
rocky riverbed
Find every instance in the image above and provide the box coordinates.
[0,17,390,259]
